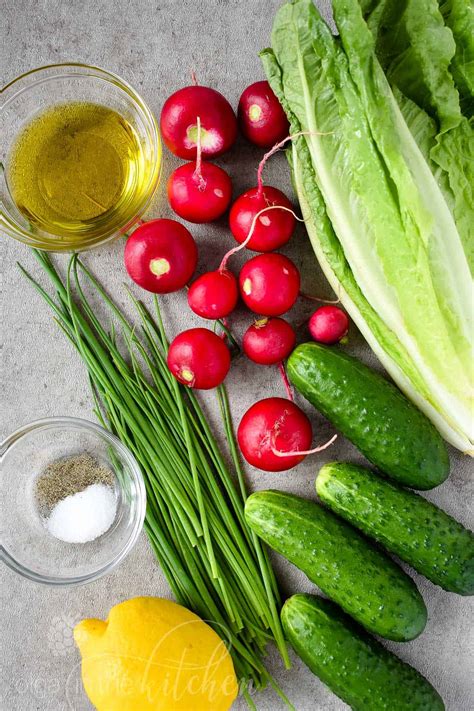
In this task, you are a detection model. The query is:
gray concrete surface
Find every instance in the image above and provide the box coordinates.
[1,1,473,709]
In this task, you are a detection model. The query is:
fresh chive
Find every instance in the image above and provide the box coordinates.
[20,252,291,704]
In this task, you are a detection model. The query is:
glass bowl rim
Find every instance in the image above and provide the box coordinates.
[1,62,161,251]
[0,415,147,587]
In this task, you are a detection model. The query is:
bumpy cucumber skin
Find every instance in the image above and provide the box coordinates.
[317,462,474,595]
[282,594,445,711]
[245,490,427,641]
[287,343,450,489]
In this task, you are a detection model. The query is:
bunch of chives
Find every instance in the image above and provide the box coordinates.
[20,251,292,708]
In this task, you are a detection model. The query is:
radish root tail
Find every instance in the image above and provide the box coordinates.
[256,130,333,198]
[219,205,304,271]
[278,362,294,401]
[271,433,337,458]
[300,291,341,305]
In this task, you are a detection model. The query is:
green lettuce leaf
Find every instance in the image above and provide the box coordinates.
[262,0,473,452]
[439,0,474,117]
[430,116,474,272]
[331,0,472,359]
[359,0,461,132]
[393,89,448,185]
[358,0,474,275]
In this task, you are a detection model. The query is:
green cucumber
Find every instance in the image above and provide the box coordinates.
[287,343,450,489]
[316,462,474,595]
[282,594,444,711]
[245,490,427,641]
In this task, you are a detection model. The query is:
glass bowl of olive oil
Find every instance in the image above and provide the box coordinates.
[1,64,161,251]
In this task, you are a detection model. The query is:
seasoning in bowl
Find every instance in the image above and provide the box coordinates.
[35,453,117,543]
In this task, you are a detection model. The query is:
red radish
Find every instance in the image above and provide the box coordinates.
[229,134,304,252]
[160,85,237,160]
[124,219,197,293]
[238,80,289,148]
[238,397,337,472]
[167,116,232,223]
[219,204,300,272]
[188,269,238,319]
[239,253,300,316]
[309,305,349,344]
[229,186,295,252]
[243,317,296,365]
[237,397,312,472]
[167,161,232,223]
[167,328,231,389]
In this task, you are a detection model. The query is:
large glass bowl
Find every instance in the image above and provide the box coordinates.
[0,417,146,586]
[0,63,161,252]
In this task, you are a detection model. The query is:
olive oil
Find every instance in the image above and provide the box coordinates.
[7,102,155,245]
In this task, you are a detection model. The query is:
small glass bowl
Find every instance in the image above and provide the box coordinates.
[0,417,146,586]
[0,63,161,252]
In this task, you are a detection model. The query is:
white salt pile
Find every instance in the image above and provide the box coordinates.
[46,483,117,543]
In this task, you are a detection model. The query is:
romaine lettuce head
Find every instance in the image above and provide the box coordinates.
[261,0,473,453]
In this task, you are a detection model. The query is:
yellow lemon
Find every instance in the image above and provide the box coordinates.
[74,596,238,711]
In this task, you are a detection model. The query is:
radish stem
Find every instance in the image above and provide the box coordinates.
[192,116,206,191]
